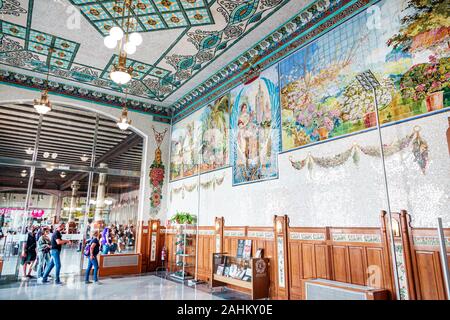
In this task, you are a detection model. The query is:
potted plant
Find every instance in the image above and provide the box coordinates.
[400,55,449,112]
[170,211,197,225]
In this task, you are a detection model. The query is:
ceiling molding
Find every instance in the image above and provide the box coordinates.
[0,69,172,121]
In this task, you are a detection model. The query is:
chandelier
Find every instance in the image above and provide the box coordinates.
[117,91,131,131]
[34,49,53,114]
[105,0,143,85]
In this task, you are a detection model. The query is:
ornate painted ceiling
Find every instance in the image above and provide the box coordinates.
[0,0,360,120]
[0,0,297,116]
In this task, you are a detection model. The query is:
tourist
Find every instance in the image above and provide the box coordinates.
[85,230,100,284]
[20,226,37,280]
[36,227,51,280]
[39,223,70,285]
[100,227,111,254]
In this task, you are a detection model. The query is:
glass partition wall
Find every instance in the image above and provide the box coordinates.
[0,103,143,281]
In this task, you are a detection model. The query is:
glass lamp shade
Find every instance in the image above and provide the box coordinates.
[80,154,89,162]
[60,172,67,178]
[104,35,117,49]
[110,69,132,85]
[117,108,131,131]
[129,32,143,46]
[117,118,131,131]
[33,90,52,114]
[45,167,54,172]
[109,27,124,41]
[124,42,136,55]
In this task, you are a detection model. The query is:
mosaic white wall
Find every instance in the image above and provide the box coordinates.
[168,111,450,228]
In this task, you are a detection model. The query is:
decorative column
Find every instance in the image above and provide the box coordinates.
[147,219,161,272]
[273,215,290,300]
[54,194,63,224]
[68,181,80,223]
[214,217,224,253]
[93,163,108,229]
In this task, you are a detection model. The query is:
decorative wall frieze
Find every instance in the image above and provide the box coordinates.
[224,230,246,237]
[247,231,275,240]
[332,233,381,243]
[289,232,326,241]
[413,236,450,247]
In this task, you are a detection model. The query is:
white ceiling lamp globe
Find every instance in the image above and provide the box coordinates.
[109,26,124,41]
[110,70,131,85]
[129,32,143,46]
[124,42,136,55]
[117,118,130,131]
[104,35,117,49]
[34,104,51,115]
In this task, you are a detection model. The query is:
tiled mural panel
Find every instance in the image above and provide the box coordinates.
[168,0,449,228]
[168,112,450,228]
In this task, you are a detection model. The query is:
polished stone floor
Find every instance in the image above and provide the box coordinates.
[0,274,224,300]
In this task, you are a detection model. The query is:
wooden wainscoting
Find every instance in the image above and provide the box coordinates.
[196,227,215,281]
[402,213,450,300]
[288,227,330,299]
[288,222,394,300]
[162,227,177,273]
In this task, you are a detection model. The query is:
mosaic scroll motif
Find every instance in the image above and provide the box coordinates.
[0,0,27,16]
[331,233,381,243]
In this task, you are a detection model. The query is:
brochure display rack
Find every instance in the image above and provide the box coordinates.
[211,253,270,299]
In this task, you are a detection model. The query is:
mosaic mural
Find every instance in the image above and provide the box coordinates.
[230,65,281,185]
[279,0,450,151]
[170,93,230,180]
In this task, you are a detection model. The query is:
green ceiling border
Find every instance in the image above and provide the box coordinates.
[0,79,172,122]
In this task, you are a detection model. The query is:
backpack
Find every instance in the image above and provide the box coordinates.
[83,239,92,257]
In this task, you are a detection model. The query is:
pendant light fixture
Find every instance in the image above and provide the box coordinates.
[117,90,131,131]
[34,49,53,115]
[106,0,143,85]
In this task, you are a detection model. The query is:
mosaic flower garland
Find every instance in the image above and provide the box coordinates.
[289,127,429,174]
[200,174,225,190]
[170,173,226,200]
[150,127,167,216]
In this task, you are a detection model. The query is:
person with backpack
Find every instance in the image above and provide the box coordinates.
[85,230,100,284]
